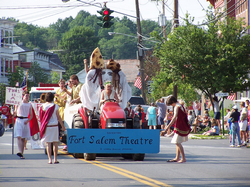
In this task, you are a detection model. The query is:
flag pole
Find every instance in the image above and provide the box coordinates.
[25,70,28,90]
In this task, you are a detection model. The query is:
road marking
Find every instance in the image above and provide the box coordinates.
[58,150,171,187]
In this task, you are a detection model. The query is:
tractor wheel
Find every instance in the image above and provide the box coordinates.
[84,153,96,160]
[121,154,133,159]
[132,154,145,161]
[71,113,85,158]
[73,153,84,158]
[72,113,85,129]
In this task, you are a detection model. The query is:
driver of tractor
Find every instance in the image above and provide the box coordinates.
[99,81,119,111]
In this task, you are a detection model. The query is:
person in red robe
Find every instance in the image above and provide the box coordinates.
[162,96,191,163]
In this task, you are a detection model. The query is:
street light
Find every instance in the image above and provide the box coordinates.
[108,32,137,38]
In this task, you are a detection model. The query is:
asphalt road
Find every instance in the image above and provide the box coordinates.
[0,130,250,187]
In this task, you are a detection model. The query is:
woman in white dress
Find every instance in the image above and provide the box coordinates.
[14,91,33,159]
[40,92,66,164]
[100,81,119,111]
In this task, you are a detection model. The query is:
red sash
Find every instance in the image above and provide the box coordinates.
[39,104,55,139]
[174,105,191,136]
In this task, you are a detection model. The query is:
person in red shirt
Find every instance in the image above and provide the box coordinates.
[0,103,10,130]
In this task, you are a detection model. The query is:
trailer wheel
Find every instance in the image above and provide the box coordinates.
[132,154,145,161]
[73,153,84,158]
[84,153,96,160]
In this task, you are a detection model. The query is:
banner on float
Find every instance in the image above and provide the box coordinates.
[67,129,160,154]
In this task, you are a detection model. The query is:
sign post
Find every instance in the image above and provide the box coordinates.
[215,92,228,135]
[5,87,23,154]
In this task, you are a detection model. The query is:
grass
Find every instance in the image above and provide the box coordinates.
[190,134,228,139]
[190,126,229,139]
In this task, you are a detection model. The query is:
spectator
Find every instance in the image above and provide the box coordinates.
[202,118,219,136]
[147,102,158,130]
[201,110,211,128]
[194,100,200,117]
[136,106,142,129]
[0,102,11,131]
[229,105,241,147]
[212,96,221,133]
[156,98,167,130]
[124,102,135,118]
[164,109,173,135]
[245,100,250,143]
[239,102,248,146]
[39,92,66,164]
[224,109,231,131]
[187,110,194,126]
[141,108,146,129]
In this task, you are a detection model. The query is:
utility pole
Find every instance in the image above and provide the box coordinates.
[173,0,179,99]
[135,0,146,103]
[162,0,166,39]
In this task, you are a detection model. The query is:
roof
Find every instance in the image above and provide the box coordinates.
[50,53,64,69]
[115,59,140,83]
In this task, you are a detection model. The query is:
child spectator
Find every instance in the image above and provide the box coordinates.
[202,118,219,136]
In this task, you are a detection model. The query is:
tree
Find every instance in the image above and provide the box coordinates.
[154,11,250,105]
[50,72,60,84]
[58,26,99,78]
[28,62,49,88]
[0,83,7,104]
[7,66,25,87]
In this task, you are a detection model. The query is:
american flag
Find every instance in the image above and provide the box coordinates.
[134,73,149,89]
[20,74,27,91]
[227,93,235,101]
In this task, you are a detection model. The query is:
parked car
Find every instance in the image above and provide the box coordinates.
[129,96,145,105]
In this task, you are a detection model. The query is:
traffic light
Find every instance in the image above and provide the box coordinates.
[97,7,114,28]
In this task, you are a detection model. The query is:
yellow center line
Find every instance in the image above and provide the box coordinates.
[58,150,171,187]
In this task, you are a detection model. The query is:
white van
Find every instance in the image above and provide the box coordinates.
[30,87,59,102]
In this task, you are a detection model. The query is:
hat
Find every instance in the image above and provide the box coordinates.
[151,102,154,106]
[232,105,238,110]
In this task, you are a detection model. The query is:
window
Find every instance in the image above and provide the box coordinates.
[19,54,26,62]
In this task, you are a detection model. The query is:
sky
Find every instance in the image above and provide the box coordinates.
[0,0,212,27]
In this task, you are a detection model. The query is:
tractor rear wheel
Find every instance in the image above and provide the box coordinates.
[132,154,145,161]
[84,153,96,160]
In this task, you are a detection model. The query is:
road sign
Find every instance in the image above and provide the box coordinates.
[147,81,153,94]
[147,81,153,86]
[215,92,229,97]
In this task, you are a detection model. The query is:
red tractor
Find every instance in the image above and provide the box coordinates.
[70,99,145,161]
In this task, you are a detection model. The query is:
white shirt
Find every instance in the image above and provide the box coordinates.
[41,103,59,126]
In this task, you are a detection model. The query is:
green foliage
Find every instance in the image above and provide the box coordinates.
[7,66,25,87]
[58,26,99,79]
[14,22,48,50]
[0,83,7,104]
[50,72,60,84]
[28,62,49,88]
[154,10,250,102]
[150,71,197,105]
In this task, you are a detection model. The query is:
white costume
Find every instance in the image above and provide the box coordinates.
[79,68,131,111]
[14,102,32,140]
